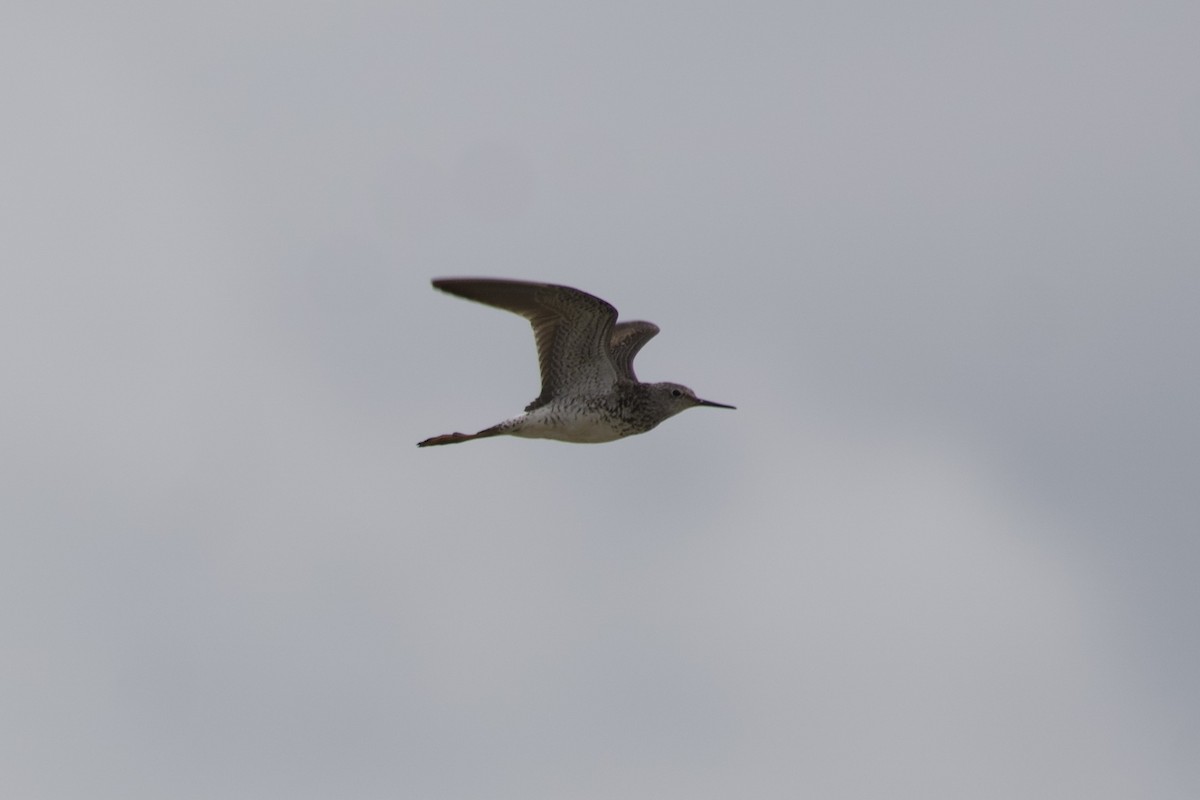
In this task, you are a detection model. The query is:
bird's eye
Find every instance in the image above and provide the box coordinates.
[671,389,682,397]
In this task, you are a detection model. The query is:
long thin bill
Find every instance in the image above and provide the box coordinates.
[696,398,736,409]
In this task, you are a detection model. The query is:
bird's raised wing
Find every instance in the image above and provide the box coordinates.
[609,321,660,382]
[431,278,620,411]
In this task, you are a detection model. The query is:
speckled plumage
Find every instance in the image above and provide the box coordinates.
[417,278,734,447]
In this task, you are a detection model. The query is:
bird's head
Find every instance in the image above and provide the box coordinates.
[649,382,736,418]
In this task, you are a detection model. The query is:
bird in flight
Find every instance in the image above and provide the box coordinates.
[418,278,734,447]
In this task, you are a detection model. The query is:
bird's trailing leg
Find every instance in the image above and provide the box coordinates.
[417,423,507,447]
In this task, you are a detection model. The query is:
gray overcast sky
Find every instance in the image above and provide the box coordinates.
[3,2,1198,798]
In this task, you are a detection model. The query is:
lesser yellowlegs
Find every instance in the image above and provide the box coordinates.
[417,278,735,447]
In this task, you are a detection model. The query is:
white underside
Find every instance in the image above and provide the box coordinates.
[505,407,626,443]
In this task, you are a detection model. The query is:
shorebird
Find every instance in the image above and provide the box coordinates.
[418,278,734,447]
